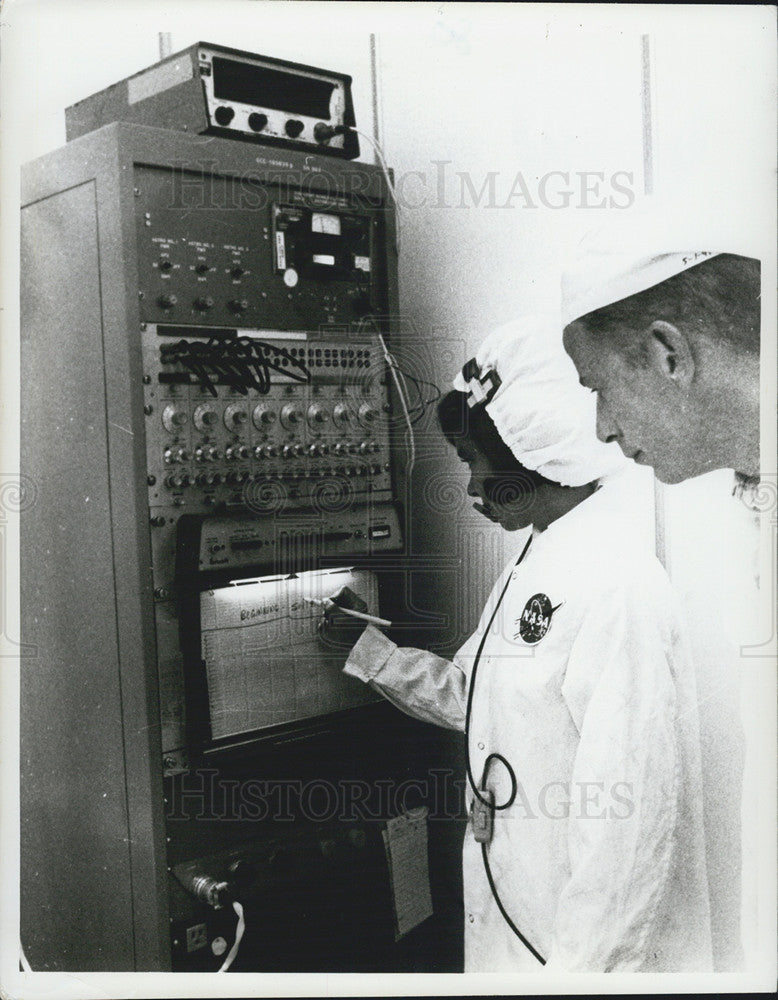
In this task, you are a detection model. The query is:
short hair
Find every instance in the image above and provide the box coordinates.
[436,389,558,500]
[576,253,760,355]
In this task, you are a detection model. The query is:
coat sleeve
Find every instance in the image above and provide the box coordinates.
[549,574,683,971]
[343,625,469,731]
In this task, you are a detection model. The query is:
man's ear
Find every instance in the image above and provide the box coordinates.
[645,320,694,388]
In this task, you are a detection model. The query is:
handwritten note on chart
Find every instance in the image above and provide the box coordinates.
[381,808,433,940]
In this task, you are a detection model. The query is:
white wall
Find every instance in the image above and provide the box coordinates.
[374,7,655,650]
[646,10,777,973]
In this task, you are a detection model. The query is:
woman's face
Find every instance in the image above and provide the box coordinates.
[455,439,540,532]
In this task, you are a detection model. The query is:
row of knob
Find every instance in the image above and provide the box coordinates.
[164,402,380,433]
[164,464,388,488]
[212,105,313,141]
[158,260,247,278]
[164,441,381,464]
[157,293,249,313]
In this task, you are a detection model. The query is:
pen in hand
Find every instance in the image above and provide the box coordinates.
[304,596,392,629]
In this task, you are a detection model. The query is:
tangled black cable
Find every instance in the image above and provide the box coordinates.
[161,335,310,396]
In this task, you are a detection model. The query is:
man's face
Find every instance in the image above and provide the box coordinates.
[563,320,699,484]
[455,440,537,531]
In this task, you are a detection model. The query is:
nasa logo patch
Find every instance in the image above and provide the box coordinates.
[517,593,554,644]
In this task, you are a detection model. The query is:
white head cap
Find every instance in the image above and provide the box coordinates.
[452,313,627,487]
[561,199,764,326]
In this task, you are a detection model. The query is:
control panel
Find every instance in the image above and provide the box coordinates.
[143,328,392,521]
[199,44,357,155]
[135,166,383,330]
[66,42,360,158]
[133,149,401,766]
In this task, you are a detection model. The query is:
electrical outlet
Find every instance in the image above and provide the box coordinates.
[186,922,208,953]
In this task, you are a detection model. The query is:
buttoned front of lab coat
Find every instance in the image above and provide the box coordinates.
[344,473,713,972]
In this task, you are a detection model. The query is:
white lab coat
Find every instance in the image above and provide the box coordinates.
[344,473,713,972]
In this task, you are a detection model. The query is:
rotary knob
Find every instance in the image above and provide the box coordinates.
[157,293,178,310]
[307,404,329,427]
[194,405,218,432]
[358,403,379,426]
[262,444,279,458]
[196,471,217,487]
[237,445,250,460]
[227,471,247,485]
[175,448,191,463]
[193,296,214,311]
[333,442,348,457]
[165,473,186,489]
[333,403,351,426]
[280,403,303,429]
[225,404,248,430]
[228,298,249,314]
[214,105,235,126]
[162,404,189,433]
[252,405,277,429]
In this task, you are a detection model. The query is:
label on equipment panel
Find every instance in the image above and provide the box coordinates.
[275,231,286,270]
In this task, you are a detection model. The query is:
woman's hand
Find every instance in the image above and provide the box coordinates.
[317,585,369,648]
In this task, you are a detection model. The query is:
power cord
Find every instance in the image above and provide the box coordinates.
[463,533,546,965]
[377,331,415,477]
[313,124,401,254]
[217,899,245,973]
